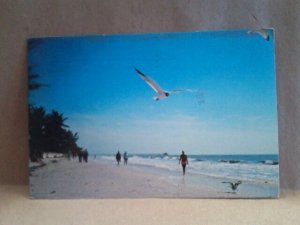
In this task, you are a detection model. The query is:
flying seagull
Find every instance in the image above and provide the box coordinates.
[247,29,270,41]
[134,68,194,101]
[222,180,242,192]
[247,12,270,41]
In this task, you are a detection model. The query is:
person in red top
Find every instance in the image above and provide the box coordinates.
[179,150,188,176]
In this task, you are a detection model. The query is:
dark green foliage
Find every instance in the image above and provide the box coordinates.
[29,107,81,162]
[43,110,68,153]
[29,106,46,162]
[28,60,82,162]
[28,66,48,91]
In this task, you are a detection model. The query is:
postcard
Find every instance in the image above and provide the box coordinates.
[28,29,279,198]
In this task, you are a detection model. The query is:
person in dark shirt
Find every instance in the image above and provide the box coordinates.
[123,152,128,165]
[116,151,121,165]
[83,149,89,163]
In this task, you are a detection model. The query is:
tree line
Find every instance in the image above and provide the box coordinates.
[28,66,83,162]
[29,106,82,162]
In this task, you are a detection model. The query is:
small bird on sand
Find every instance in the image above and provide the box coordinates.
[134,68,194,101]
[222,180,242,191]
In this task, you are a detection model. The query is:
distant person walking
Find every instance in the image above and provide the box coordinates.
[179,150,188,176]
[78,150,83,163]
[116,151,121,165]
[67,150,71,161]
[83,149,89,163]
[123,152,128,165]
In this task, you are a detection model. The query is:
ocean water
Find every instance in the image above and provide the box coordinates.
[98,154,279,184]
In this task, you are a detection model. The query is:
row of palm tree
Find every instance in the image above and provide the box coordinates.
[29,106,81,162]
[28,65,83,162]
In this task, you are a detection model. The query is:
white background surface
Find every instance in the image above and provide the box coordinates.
[1,185,300,225]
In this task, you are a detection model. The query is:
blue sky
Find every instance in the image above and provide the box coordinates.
[28,30,278,155]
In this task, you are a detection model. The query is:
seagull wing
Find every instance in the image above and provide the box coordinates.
[258,29,270,40]
[222,181,234,187]
[250,13,258,22]
[135,68,165,94]
[248,29,270,41]
[222,182,233,184]
[170,89,196,94]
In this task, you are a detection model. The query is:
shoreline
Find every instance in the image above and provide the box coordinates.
[29,158,279,199]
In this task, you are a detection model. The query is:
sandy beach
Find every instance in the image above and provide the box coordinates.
[29,157,279,199]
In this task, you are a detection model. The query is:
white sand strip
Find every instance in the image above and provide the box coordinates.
[29,158,278,199]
